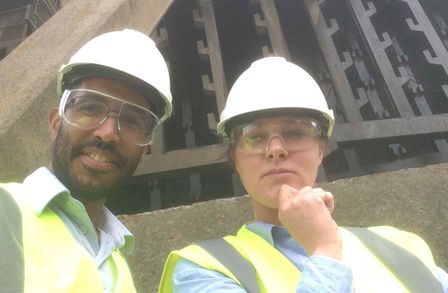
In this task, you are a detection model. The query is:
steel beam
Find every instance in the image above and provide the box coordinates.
[327,151,448,182]
[135,143,228,176]
[194,0,227,128]
[252,0,291,59]
[347,0,415,117]
[302,0,363,122]
[332,114,448,144]
[136,115,448,176]
[403,0,448,75]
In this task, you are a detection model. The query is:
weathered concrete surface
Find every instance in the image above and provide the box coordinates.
[0,0,174,181]
[120,163,448,292]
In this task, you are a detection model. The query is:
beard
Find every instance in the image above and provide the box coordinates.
[51,125,140,201]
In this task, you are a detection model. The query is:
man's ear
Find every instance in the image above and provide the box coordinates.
[48,107,61,141]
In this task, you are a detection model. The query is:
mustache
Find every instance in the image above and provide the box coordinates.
[71,139,124,168]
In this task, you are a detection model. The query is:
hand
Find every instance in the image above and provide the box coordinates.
[277,185,342,260]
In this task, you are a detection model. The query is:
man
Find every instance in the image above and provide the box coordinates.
[0,29,172,292]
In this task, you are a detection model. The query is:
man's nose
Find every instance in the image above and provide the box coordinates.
[265,135,288,160]
[93,114,120,143]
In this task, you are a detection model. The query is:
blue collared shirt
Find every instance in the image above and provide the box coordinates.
[23,167,134,292]
[173,221,353,292]
[172,222,448,292]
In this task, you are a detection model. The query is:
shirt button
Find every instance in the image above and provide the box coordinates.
[81,226,88,234]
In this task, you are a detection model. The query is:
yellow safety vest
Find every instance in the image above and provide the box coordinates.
[159,224,441,292]
[1,183,136,293]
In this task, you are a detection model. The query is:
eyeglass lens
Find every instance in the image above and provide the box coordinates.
[62,89,158,145]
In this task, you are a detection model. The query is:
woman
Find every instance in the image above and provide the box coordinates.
[159,57,448,292]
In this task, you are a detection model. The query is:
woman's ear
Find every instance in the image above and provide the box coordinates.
[318,140,327,164]
[230,148,240,174]
[48,107,61,141]
[144,146,152,155]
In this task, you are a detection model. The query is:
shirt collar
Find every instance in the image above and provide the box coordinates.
[23,167,69,214]
[247,221,292,246]
[246,221,276,244]
[23,167,134,253]
[96,206,135,254]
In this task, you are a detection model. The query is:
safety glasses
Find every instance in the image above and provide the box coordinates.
[59,89,160,146]
[230,118,322,154]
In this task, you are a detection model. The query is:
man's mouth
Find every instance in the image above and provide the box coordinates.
[79,148,120,171]
[87,152,113,163]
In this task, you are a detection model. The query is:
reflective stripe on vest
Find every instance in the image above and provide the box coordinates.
[0,183,136,293]
[159,224,440,293]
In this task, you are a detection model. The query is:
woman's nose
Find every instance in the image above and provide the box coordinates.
[265,135,288,160]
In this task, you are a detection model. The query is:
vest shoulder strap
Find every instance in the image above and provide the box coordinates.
[344,227,442,293]
[197,237,260,293]
[197,226,442,293]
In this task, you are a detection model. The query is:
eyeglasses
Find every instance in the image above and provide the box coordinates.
[230,118,322,154]
[59,89,160,146]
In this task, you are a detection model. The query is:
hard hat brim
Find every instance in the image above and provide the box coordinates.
[218,107,334,139]
[57,63,173,121]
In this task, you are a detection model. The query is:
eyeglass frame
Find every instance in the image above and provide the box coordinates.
[229,117,324,154]
[58,88,161,146]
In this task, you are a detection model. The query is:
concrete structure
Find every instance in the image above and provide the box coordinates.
[119,162,448,292]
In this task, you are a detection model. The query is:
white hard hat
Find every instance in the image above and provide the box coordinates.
[57,29,172,122]
[217,57,335,138]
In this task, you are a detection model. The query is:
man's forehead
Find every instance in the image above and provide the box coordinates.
[76,77,151,109]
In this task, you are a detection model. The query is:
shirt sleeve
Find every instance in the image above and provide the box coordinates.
[172,256,353,293]
[296,255,353,292]
[438,266,448,292]
[172,258,246,292]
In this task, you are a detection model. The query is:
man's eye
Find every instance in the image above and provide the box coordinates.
[120,111,152,131]
[74,98,105,115]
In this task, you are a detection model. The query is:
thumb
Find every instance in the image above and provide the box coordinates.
[277,185,297,209]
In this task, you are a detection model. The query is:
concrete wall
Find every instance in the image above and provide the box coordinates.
[119,163,448,292]
[0,0,173,181]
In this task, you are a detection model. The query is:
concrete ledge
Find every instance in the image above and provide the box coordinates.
[120,163,448,292]
[0,0,173,181]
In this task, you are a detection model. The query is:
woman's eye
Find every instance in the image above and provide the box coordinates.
[244,134,266,145]
[283,130,306,139]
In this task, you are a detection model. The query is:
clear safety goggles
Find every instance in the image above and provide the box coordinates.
[230,118,322,154]
[59,89,160,146]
